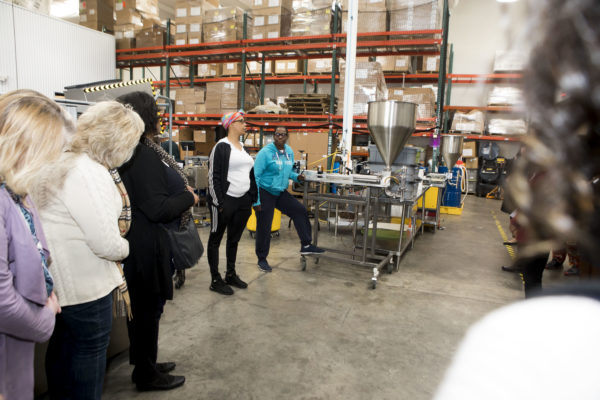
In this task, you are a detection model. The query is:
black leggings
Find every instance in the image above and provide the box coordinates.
[207,193,252,278]
[518,251,550,298]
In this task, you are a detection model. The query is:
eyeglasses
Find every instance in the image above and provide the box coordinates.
[274,132,287,137]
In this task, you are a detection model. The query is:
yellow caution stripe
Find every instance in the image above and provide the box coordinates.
[83,78,153,93]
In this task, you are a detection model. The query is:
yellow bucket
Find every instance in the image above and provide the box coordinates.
[247,208,282,233]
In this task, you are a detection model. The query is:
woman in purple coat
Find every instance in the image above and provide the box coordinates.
[0,90,71,400]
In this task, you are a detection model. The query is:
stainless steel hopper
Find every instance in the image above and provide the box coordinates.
[441,134,464,169]
[367,100,417,170]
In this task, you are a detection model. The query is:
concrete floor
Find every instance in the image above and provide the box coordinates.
[101,195,536,399]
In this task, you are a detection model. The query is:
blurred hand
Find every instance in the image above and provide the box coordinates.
[253,205,262,213]
[46,291,61,314]
[297,174,306,182]
[187,186,199,205]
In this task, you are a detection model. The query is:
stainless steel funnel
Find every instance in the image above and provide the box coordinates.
[367,100,417,170]
[441,135,464,168]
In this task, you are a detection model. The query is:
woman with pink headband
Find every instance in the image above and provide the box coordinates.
[206,111,258,295]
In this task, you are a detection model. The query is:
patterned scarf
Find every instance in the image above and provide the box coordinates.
[141,136,192,229]
[109,169,132,320]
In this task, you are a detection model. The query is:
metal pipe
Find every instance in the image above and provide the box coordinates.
[433,0,450,170]
[165,19,171,101]
[241,13,248,110]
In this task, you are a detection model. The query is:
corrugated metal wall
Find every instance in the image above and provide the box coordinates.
[0,0,115,98]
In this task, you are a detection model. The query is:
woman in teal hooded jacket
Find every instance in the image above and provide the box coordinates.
[253,126,324,272]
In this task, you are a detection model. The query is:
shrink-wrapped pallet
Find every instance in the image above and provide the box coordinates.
[387,87,435,120]
[450,110,485,134]
[336,62,388,116]
[291,7,332,36]
[488,118,528,135]
[487,86,523,106]
[388,0,439,31]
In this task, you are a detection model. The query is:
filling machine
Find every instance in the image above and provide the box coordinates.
[300,100,463,289]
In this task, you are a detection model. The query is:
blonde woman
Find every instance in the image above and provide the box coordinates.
[0,90,72,400]
[31,101,144,400]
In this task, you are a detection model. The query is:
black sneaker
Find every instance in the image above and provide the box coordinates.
[210,276,233,295]
[257,259,272,272]
[225,273,248,289]
[300,244,325,255]
[545,259,564,270]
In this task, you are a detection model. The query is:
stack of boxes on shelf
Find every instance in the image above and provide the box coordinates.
[341,0,387,34]
[387,87,436,121]
[450,110,485,134]
[250,0,292,39]
[176,127,215,157]
[337,61,387,115]
[205,82,258,114]
[203,7,247,42]
[462,141,478,194]
[291,0,333,36]
[487,51,527,135]
[287,130,339,176]
[173,87,206,114]
[79,0,114,32]
[174,0,205,45]
[113,0,163,48]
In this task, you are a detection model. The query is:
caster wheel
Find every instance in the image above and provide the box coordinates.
[371,280,377,290]
[249,231,255,238]
[301,257,306,271]
[387,263,393,274]
[275,231,280,237]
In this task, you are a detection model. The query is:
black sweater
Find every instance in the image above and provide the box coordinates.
[207,141,258,208]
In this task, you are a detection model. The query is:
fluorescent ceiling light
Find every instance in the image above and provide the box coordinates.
[497,0,518,2]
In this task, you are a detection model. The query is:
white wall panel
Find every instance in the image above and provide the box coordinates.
[0,1,18,94]
[1,0,115,98]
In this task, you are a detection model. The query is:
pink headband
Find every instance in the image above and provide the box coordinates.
[221,110,245,130]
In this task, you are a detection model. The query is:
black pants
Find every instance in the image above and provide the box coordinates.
[518,250,550,298]
[208,193,252,279]
[255,188,311,262]
[126,278,164,382]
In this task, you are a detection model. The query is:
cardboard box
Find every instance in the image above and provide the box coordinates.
[203,6,245,23]
[79,0,114,30]
[116,8,142,25]
[291,7,331,36]
[461,141,477,158]
[136,25,171,48]
[251,7,291,38]
[388,0,439,30]
[307,59,332,74]
[205,82,259,113]
[197,63,219,77]
[174,33,188,45]
[394,56,411,72]
[244,133,257,147]
[337,61,387,115]
[187,32,202,44]
[115,0,158,16]
[376,56,396,72]
[417,55,440,72]
[179,127,194,141]
[114,23,140,48]
[175,0,203,20]
[251,0,292,10]
[451,110,485,134]
[342,10,386,33]
[219,62,242,76]
[387,87,435,119]
[464,157,479,169]
[287,130,334,171]
[274,59,301,74]
[247,60,272,75]
[341,0,386,11]
[203,21,244,42]
[194,130,207,142]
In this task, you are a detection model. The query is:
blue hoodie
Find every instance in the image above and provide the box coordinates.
[253,143,299,206]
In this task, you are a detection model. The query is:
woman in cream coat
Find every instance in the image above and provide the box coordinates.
[31,101,143,400]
